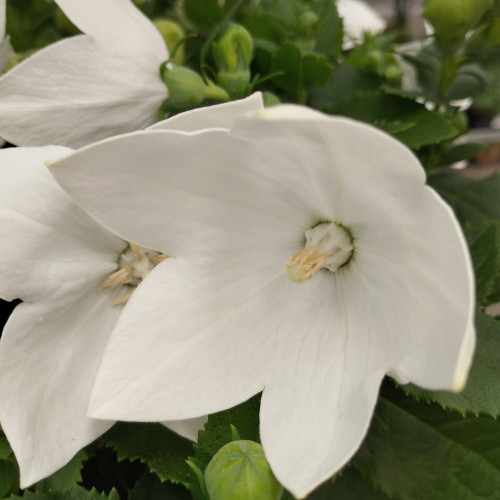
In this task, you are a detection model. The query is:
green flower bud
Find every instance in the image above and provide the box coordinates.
[153,19,185,65]
[204,441,283,500]
[384,64,404,84]
[298,10,319,43]
[160,64,206,110]
[213,24,254,99]
[423,0,494,41]
[214,24,253,74]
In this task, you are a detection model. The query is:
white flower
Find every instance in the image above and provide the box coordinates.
[49,97,475,498]
[338,0,387,48]
[0,93,262,487]
[0,0,168,148]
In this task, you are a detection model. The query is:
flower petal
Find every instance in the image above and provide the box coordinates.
[0,285,125,487]
[234,109,474,390]
[0,36,13,71]
[49,129,312,256]
[356,188,475,392]
[55,0,167,56]
[162,417,207,442]
[88,257,384,497]
[0,146,124,302]
[260,273,386,498]
[0,0,4,40]
[337,0,386,48]
[88,257,284,419]
[148,92,264,132]
[0,36,166,147]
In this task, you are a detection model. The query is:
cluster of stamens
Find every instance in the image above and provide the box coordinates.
[285,222,353,283]
[98,242,168,305]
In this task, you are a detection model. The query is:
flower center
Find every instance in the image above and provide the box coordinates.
[98,242,168,305]
[285,222,353,283]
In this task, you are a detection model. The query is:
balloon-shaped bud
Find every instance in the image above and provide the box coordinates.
[213,24,254,99]
[423,0,494,41]
[204,440,283,500]
[160,64,206,110]
[153,19,185,64]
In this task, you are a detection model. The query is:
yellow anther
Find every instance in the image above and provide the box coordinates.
[285,247,326,283]
[97,267,130,293]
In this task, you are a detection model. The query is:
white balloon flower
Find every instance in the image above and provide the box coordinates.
[48,97,475,498]
[0,95,264,487]
[0,0,168,148]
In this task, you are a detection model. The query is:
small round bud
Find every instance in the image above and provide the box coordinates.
[298,10,319,41]
[153,19,185,64]
[423,0,494,41]
[384,64,404,85]
[160,64,206,110]
[205,441,283,500]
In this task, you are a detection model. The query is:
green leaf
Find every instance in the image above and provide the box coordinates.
[129,472,191,500]
[428,171,500,224]
[355,382,500,499]
[101,422,194,487]
[465,221,500,306]
[0,459,17,497]
[400,312,500,417]
[0,435,13,460]
[310,64,382,111]
[323,466,390,499]
[10,486,120,500]
[314,0,343,59]
[439,142,487,166]
[184,0,223,34]
[284,467,390,499]
[189,394,261,499]
[35,450,86,493]
[271,41,333,96]
[330,93,458,148]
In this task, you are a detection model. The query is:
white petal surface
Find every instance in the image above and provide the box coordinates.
[0,36,13,71]
[148,92,264,132]
[0,0,5,40]
[0,35,167,147]
[89,257,283,419]
[162,416,207,442]
[49,129,314,257]
[337,0,386,47]
[233,110,475,390]
[0,285,125,487]
[0,147,124,302]
[55,0,166,56]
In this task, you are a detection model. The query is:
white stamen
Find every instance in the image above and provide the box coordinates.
[286,223,353,283]
[98,243,168,304]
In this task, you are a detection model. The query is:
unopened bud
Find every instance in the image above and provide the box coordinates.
[205,440,283,500]
[213,24,254,99]
[154,19,185,64]
[160,64,206,110]
[214,24,253,73]
[423,0,494,41]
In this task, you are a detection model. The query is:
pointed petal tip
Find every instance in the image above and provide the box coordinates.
[452,321,476,393]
